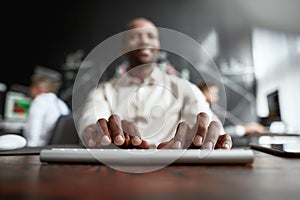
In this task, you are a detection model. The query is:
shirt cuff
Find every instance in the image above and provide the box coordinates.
[235,125,246,136]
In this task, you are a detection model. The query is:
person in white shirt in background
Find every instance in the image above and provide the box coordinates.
[79,17,232,150]
[198,82,265,137]
[23,75,70,147]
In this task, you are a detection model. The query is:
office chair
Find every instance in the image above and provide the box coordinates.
[49,114,80,145]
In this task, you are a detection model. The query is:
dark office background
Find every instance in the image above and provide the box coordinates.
[2,0,300,124]
[3,0,299,85]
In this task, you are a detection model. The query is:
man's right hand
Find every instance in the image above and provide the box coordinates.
[83,114,150,149]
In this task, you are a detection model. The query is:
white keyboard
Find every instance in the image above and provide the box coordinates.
[40,148,254,165]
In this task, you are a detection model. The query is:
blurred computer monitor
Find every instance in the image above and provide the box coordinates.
[267,90,281,122]
[259,90,282,127]
[4,91,31,122]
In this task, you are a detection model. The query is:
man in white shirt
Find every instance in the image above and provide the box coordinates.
[23,75,70,146]
[79,18,232,150]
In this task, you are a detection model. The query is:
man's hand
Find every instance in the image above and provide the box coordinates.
[83,114,150,149]
[244,122,265,135]
[157,112,232,150]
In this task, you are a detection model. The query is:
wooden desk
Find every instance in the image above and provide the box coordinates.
[1,151,300,200]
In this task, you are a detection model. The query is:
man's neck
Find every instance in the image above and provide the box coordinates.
[127,63,156,80]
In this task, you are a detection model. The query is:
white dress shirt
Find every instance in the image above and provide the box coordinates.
[23,93,70,147]
[79,67,224,146]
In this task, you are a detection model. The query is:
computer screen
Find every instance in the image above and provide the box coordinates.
[4,91,31,122]
[267,90,281,122]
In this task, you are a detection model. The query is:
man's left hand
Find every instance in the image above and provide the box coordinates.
[157,112,232,150]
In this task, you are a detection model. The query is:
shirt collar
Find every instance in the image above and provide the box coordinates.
[119,66,164,86]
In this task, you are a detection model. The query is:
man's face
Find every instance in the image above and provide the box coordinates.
[123,21,161,66]
[29,84,43,99]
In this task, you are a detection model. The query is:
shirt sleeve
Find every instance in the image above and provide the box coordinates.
[23,98,47,146]
[77,84,112,139]
[181,81,225,135]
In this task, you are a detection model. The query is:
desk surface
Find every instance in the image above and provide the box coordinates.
[1,150,300,200]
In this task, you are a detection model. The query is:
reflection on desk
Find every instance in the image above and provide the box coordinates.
[1,151,300,200]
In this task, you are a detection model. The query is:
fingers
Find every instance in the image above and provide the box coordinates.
[97,118,111,146]
[202,121,221,150]
[109,114,125,146]
[157,112,231,150]
[84,115,149,149]
[215,134,232,149]
[136,140,150,149]
[157,141,168,149]
[86,113,229,151]
[193,112,209,146]
[173,122,190,149]
[83,124,102,147]
[83,119,112,148]
[122,132,150,149]
[122,120,142,146]
[157,122,190,149]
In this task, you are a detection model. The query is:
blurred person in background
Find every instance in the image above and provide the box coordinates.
[23,74,70,146]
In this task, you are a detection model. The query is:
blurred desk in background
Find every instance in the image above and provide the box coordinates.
[232,133,300,148]
[0,120,25,134]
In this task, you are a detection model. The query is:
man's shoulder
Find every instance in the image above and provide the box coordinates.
[30,93,57,108]
[34,93,55,101]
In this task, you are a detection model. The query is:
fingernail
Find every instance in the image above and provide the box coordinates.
[173,141,182,149]
[101,135,111,145]
[88,139,96,147]
[202,141,213,150]
[115,135,124,144]
[224,143,230,149]
[133,136,141,145]
[194,136,203,145]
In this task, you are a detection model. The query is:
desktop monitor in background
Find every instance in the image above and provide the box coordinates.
[0,82,7,119]
[259,90,282,127]
[266,90,288,133]
[4,91,31,122]
[267,90,281,122]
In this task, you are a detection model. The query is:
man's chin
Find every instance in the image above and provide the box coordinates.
[127,51,159,66]
[138,57,157,65]
[137,53,159,64]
